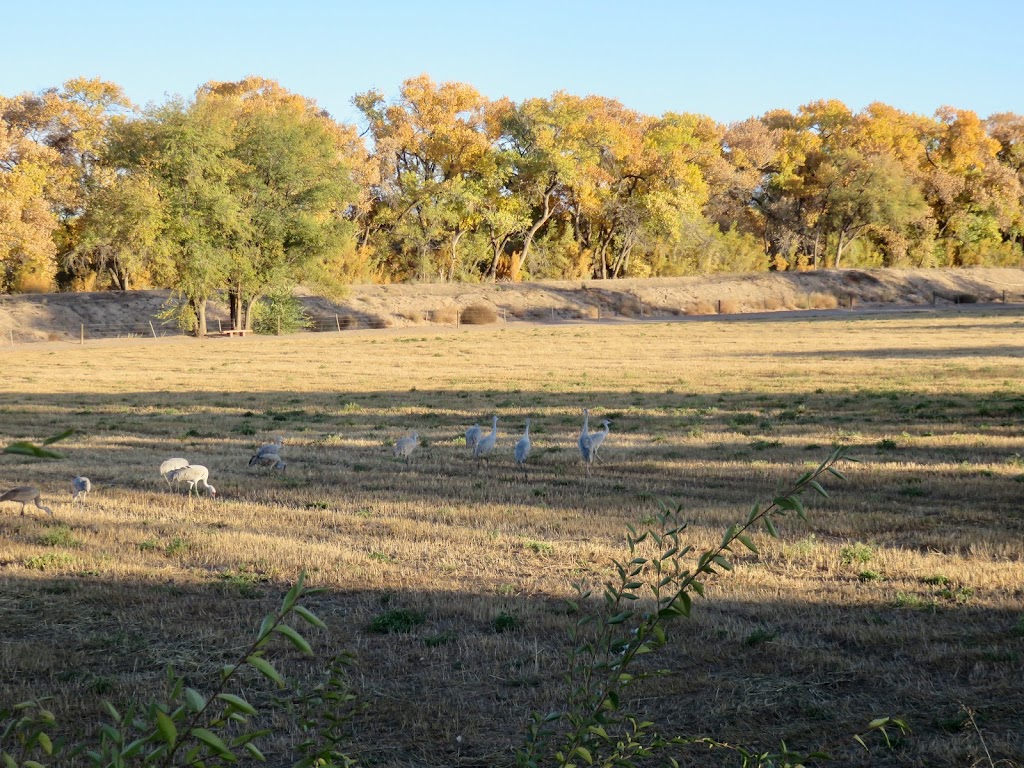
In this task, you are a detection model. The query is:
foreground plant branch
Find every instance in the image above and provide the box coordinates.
[516,446,882,768]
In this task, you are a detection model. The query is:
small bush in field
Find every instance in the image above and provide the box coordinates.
[686,300,716,315]
[460,303,498,324]
[430,306,459,324]
[719,298,740,314]
[809,291,839,309]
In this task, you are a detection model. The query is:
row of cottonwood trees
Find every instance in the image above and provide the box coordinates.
[2,74,1023,332]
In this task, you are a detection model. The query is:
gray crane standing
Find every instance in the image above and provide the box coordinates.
[167,465,217,497]
[0,486,53,517]
[393,432,420,463]
[72,476,91,503]
[514,418,532,479]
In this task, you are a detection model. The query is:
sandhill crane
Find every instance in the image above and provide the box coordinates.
[0,486,53,517]
[578,408,594,468]
[588,420,611,462]
[168,465,217,497]
[393,432,420,463]
[474,416,499,461]
[514,419,532,479]
[249,452,287,472]
[160,458,190,487]
[72,476,91,503]
[465,423,482,451]
[254,436,284,459]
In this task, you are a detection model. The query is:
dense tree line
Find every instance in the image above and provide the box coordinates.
[2,75,1022,330]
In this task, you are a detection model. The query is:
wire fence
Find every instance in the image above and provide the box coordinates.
[3,288,1024,346]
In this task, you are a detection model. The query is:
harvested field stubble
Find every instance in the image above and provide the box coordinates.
[1,309,1024,766]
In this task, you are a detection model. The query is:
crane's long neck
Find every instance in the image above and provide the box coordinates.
[524,420,530,437]
[581,410,590,435]
[490,417,498,436]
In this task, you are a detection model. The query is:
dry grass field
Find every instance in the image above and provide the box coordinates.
[1,308,1024,766]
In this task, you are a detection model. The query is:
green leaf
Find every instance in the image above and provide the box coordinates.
[712,555,732,571]
[2,442,64,459]
[122,738,146,757]
[193,727,235,759]
[763,516,779,538]
[573,746,594,764]
[281,575,304,613]
[293,605,327,630]
[23,761,46,768]
[746,503,760,524]
[247,655,285,688]
[274,624,313,656]
[42,429,75,445]
[243,742,266,761]
[257,614,276,641]
[720,524,737,548]
[2,754,15,768]
[37,732,52,754]
[216,694,257,716]
[155,709,176,747]
[185,687,206,713]
[607,611,634,625]
[102,701,122,723]
[737,534,758,554]
[808,480,829,498]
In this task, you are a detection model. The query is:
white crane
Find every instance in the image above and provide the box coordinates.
[254,436,284,459]
[0,486,53,517]
[71,476,91,503]
[167,465,217,497]
[578,408,594,468]
[393,432,420,463]
[249,452,287,472]
[474,416,499,461]
[465,423,482,451]
[514,418,532,479]
[160,457,190,487]
[587,420,611,462]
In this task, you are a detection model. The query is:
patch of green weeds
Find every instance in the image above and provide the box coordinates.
[494,612,520,633]
[840,542,874,566]
[368,609,425,634]
[24,552,75,570]
[37,525,83,549]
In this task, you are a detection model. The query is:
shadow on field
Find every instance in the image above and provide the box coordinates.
[2,387,1024,539]
[0,569,1021,768]
[770,344,1024,359]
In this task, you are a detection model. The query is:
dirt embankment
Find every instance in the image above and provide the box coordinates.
[0,268,1022,343]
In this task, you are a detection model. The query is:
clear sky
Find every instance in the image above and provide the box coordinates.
[2,0,1020,125]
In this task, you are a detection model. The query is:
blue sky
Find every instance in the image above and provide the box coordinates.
[2,0,1020,125]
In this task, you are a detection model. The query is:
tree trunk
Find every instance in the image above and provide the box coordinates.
[835,230,846,269]
[515,186,556,282]
[447,229,465,282]
[229,286,243,330]
[243,296,259,331]
[487,233,510,282]
[193,298,207,337]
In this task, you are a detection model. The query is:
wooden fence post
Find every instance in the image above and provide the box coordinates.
[218,319,223,333]
[717,299,722,314]
[277,316,281,336]
[80,324,84,345]
[336,314,342,332]
[9,329,13,346]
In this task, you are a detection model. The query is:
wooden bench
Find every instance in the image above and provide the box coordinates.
[221,328,251,338]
